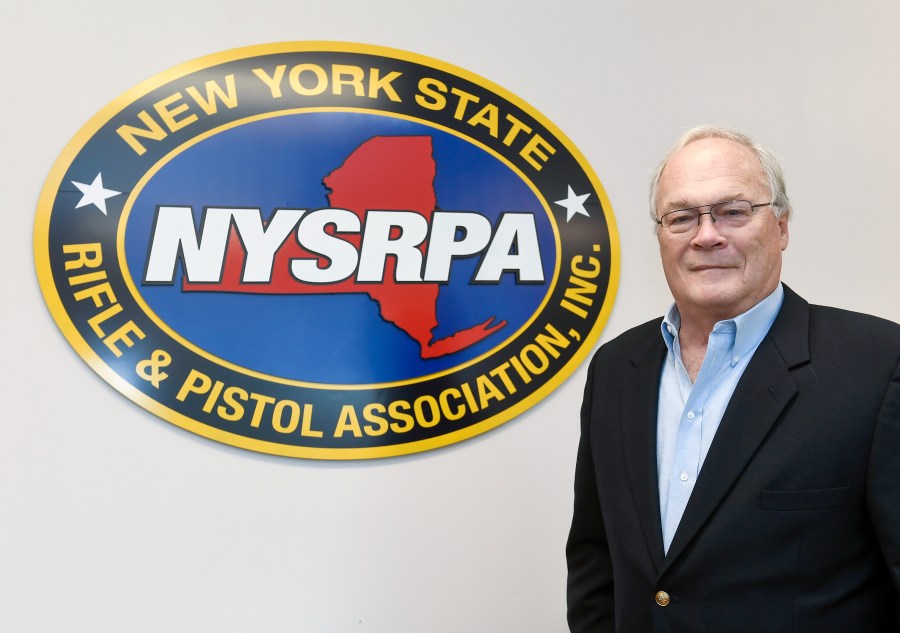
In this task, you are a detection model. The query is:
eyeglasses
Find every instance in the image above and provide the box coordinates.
[656,200,774,234]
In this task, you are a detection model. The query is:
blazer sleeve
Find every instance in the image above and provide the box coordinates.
[566,356,615,633]
[867,354,900,604]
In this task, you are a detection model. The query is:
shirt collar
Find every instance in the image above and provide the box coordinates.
[660,283,785,365]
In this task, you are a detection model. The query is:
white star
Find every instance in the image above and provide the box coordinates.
[72,173,121,215]
[554,185,591,222]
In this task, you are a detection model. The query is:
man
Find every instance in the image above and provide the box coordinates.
[566,125,900,632]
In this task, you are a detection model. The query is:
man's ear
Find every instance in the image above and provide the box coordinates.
[778,215,790,252]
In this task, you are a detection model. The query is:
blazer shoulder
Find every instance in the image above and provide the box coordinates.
[589,317,663,368]
[799,304,900,381]
[808,304,900,351]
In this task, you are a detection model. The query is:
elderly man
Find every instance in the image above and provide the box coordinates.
[566,125,900,632]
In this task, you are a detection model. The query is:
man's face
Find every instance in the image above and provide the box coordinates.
[655,137,789,324]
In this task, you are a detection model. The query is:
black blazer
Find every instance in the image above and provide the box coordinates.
[567,285,900,632]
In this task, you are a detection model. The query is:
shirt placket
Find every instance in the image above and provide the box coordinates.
[662,327,732,552]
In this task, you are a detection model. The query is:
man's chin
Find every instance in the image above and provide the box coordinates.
[690,266,738,278]
[683,286,743,313]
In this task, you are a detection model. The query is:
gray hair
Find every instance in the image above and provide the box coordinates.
[648,125,792,223]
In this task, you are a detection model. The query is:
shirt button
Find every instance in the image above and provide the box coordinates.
[680,472,689,482]
[655,591,670,607]
[686,411,695,420]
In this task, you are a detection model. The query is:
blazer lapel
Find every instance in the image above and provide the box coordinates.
[622,333,668,571]
[660,286,810,573]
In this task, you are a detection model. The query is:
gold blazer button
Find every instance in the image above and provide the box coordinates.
[655,591,670,607]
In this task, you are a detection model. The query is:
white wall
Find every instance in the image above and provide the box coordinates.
[3,1,899,631]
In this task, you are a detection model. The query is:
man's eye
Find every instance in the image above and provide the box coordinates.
[719,205,750,217]
[668,213,694,225]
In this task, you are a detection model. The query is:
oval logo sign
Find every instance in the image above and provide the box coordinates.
[34,42,619,459]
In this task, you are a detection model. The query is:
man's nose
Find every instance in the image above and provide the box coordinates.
[691,212,725,246]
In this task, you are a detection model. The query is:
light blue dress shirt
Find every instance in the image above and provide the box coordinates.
[657,284,784,554]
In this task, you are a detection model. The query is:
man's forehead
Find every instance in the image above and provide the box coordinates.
[663,193,751,211]
[658,138,765,205]
[668,137,757,171]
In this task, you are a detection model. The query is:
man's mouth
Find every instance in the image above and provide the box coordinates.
[691,264,733,271]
